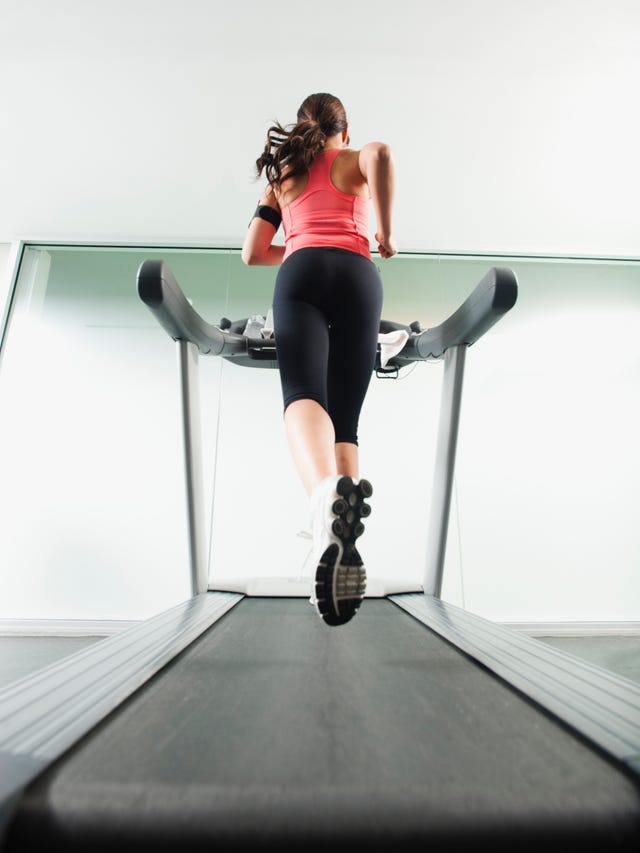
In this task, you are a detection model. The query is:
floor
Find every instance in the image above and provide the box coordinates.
[0,636,104,690]
[0,629,639,691]
[536,635,640,684]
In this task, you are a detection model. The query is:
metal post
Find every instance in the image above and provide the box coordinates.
[423,344,467,598]
[177,340,209,596]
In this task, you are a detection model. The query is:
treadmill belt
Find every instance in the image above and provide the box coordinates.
[6,598,640,851]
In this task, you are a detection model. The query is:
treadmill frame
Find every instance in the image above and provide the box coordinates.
[2,253,639,843]
[136,259,518,599]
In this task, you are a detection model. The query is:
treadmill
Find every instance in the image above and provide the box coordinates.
[0,261,638,851]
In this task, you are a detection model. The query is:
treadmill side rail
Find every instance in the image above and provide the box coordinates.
[0,592,242,840]
[391,592,640,778]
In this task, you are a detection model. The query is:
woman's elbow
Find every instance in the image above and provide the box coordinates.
[241,246,258,265]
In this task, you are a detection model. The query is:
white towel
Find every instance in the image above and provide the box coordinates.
[261,307,275,340]
[244,313,409,366]
[378,330,409,369]
[243,315,266,337]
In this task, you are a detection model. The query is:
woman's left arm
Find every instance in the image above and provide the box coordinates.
[241,186,285,265]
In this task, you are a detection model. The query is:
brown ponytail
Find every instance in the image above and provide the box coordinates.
[255,93,348,188]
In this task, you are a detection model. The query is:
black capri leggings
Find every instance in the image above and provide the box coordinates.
[273,246,383,445]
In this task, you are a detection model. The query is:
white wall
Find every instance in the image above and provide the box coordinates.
[1,247,637,624]
[0,244,11,270]
[1,0,638,256]
[0,2,638,626]
[0,242,14,323]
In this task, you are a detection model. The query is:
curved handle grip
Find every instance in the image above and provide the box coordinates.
[138,260,518,366]
[137,259,247,357]
[403,267,518,362]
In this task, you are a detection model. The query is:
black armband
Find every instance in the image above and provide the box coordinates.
[251,203,282,231]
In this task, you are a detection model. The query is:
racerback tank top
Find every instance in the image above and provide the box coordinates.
[281,150,371,262]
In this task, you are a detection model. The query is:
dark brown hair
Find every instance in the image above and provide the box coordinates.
[255,93,348,187]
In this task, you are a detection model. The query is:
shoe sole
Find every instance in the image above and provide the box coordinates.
[314,476,371,627]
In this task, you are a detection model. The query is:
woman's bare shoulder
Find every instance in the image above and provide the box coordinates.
[332,149,369,196]
[358,141,392,155]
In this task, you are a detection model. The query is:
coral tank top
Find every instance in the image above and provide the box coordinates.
[281,150,371,262]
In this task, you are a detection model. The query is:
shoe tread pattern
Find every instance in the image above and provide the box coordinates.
[314,477,371,627]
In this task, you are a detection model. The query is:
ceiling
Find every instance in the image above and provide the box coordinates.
[1,0,638,256]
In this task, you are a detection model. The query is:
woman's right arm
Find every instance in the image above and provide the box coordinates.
[241,185,286,266]
[358,142,397,258]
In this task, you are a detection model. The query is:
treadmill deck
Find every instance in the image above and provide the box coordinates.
[6,598,640,851]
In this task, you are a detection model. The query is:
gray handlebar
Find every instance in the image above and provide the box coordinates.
[395,267,518,364]
[137,259,518,367]
[137,259,247,357]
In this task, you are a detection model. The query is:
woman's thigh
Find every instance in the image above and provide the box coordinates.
[273,249,333,410]
[326,253,383,443]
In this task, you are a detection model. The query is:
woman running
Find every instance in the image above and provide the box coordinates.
[242,92,397,626]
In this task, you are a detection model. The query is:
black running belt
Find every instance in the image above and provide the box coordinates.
[5,599,640,852]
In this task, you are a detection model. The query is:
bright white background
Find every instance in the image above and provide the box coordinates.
[1,0,639,256]
[0,1,638,624]
[1,247,637,624]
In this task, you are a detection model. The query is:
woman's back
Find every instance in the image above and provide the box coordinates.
[275,148,369,207]
[278,150,372,261]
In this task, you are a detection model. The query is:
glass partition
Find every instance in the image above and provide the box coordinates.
[1,245,638,621]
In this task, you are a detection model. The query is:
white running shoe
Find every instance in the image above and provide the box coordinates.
[308,475,372,626]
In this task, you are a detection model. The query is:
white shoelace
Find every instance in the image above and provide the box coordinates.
[296,530,313,580]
